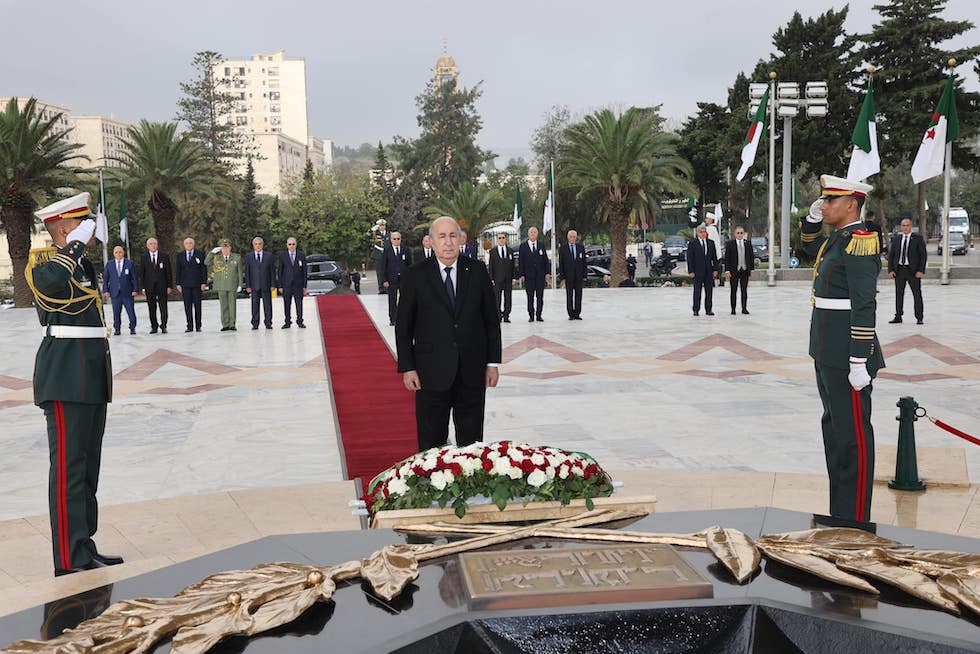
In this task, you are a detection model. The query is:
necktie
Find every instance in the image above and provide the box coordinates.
[187,252,191,262]
[703,240,707,256]
[500,247,504,258]
[117,261,122,275]
[395,247,399,257]
[444,266,455,307]
[291,252,295,264]
[902,236,909,265]
[152,253,156,265]
[738,241,744,270]
[571,244,576,258]
[258,252,262,263]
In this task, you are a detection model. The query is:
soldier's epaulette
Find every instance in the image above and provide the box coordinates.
[845,230,880,256]
[28,247,57,266]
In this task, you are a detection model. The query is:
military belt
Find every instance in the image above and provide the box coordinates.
[43,325,108,339]
[812,297,851,310]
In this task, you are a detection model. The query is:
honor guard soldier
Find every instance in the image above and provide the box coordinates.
[28,193,124,575]
[800,175,886,522]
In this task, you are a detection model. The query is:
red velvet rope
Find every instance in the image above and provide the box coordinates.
[928,416,980,446]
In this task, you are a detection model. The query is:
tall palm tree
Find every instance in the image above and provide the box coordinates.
[424,181,496,241]
[0,98,84,307]
[114,121,216,255]
[560,108,694,285]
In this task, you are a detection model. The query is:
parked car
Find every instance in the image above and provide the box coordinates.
[751,237,769,264]
[938,232,968,256]
[307,259,343,295]
[663,236,688,261]
[586,265,610,279]
[586,250,611,268]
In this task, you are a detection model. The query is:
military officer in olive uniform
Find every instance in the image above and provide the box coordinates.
[28,193,124,575]
[205,239,243,331]
[800,175,886,522]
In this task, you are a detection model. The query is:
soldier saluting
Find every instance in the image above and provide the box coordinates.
[27,193,124,575]
[800,175,886,522]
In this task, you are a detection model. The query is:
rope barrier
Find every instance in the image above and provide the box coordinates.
[917,406,980,446]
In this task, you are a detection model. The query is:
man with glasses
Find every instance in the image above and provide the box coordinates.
[380,231,413,326]
[488,233,516,322]
[723,227,754,315]
[277,237,307,329]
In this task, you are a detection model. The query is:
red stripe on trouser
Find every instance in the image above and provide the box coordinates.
[53,401,71,567]
[850,389,867,521]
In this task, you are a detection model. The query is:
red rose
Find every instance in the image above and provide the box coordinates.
[482,460,493,471]
[521,459,535,474]
[449,462,462,476]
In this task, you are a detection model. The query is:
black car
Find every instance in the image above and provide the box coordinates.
[307,259,343,295]
[663,236,688,261]
[751,237,769,264]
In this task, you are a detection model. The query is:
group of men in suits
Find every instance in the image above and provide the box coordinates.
[687,224,757,316]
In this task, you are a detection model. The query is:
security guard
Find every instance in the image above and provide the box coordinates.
[205,238,243,331]
[800,175,886,522]
[29,193,124,575]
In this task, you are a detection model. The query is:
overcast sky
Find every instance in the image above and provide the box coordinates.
[3,0,979,159]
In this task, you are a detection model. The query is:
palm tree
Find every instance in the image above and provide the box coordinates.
[0,98,84,307]
[424,182,496,242]
[114,121,216,255]
[560,108,694,285]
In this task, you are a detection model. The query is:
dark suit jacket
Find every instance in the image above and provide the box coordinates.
[379,244,414,286]
[686,238,719,278]
[139,251,172,292]
[175,249,207,287]
[488,245,517,284]
[103,258,138,297]
[518,241,550,290]
[888,233,927,274]
[558,243,587,287]
[459,243,478,259]
[396,256,502,393]
[277,249,308,289]
[416,247,436,262]
[244,250,276,291]
[723,238,756,273]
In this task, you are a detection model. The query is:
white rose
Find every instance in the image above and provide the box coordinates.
[570,465,584,477]
[545,466,556,479]
[387,478,409,496]
[558,466,570,480]
[493,457,512,476]
[430,470,448,491]
[530,453,545,466]
[507,466,523,480]
[460,458,480,476]
[442,470,455,486]
[527,469,547,487]
[421,457,437,471]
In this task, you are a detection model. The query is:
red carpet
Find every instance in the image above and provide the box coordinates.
[317,295,417,494]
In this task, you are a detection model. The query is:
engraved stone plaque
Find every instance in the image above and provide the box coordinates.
[458,544,713,610]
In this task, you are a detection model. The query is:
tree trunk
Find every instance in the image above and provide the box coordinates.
[608,210,629,286]
[1,201,37,308]
[149,193,179,259]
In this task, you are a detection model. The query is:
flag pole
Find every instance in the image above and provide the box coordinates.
[98,168,108,266]
[767,71,777,287]
[941,59,956,285]
[550,159,557,291]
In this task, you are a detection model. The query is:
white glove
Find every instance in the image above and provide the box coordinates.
[66,220,96,244]
[212,246,222,254]
[806,199,824,223]
[848,359,871,391]
[236,286,242,293]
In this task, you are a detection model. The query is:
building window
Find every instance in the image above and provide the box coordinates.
[269,80,279,89]
[269,91,280,100]
[235,116,248,126]
[270,116,281,126]
[238,67,245,76]
[269,105,280,113]
[224,67,230,76]
[268,67,279,76]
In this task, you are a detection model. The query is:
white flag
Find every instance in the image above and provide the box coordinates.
[95,205,109,244]
[542,162,554,234]
[119,218,128,242]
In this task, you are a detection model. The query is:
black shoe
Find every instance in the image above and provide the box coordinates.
[573,316,582,320]
[693,311,699,316]
[502,317,510,323]
[196,326,202,332]
[569,316,575,320]
[91,550,124,566]
[265,324,272,329]
[731,310,736,315]
[917,319,924,325]
[150,328,158,334]
[54,558,106,577]
[185,327,193,333]
[220,327,230,332]
[536,316,543,322]
[706,311,715,316]
[528,317,535,322]
[297,322,306,328]
[230,327,237,331]
[113,329,121,335]
[888,317,903,324]
[129,328,136,335]
[282,323,291,329]
[742,310,750,315]
[161,327,167,334]
[251,325,259,330]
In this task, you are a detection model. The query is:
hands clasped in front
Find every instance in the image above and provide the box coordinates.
[403,367,499,391]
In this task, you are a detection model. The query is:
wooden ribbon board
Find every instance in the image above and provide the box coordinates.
[458,543,712,610]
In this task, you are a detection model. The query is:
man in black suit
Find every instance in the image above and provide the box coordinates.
[488,233,516,322]
[687,225,719,316]
[518,226,551,322]
[888,218,927,324]
[396,216,502,452]
[459,231,478,259]
[277,237,307,329]
[379,231,413,326]
[174,237,208,332]
[244,236,276,329]
[418,235,435,261]
[723,226,754,315]
[558,229,587,320]
[139,237,172,333]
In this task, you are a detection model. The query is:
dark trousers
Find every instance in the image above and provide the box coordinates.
[182,286,202,329]
[894,266,924,320]
[387,283,401,324]
[493,280,512,318]
[814,363,875,521]
[565,282,583,317]
[145,285,168,328]
[251,288,273,327]
[692,274,713,312]
[282,286,304,325]
[729,269,750,312]
[415,366,486,451]
[110,295,136,330]
[525,286,545,318]
[42,400,106,570]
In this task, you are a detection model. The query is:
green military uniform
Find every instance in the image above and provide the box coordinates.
[800,176,885,522]
[206,243,242,330]
[28,223,112,573]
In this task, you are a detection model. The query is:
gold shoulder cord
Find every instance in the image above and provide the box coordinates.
[26,248,105,319]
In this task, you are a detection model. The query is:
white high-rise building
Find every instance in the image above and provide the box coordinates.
[71,115,133,168]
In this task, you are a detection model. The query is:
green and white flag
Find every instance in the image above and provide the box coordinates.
[542,161,554,234]
[512,181,523,231]
[847,79,880,181]
[736,86,770,181]
[119,185,128,242]
[911,72,959,184]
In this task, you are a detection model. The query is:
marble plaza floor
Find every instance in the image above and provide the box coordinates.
[0,283,978,616]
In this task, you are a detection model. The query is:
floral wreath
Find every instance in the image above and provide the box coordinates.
[367,441,614,517]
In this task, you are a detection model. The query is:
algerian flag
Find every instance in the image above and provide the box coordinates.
[542,161,554,234]
[119,185,128,242]
[736,85,770,181]
[95,203,109,244]
[512,181,523,231]
[911,72,959,184]
[846,80,880,181]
